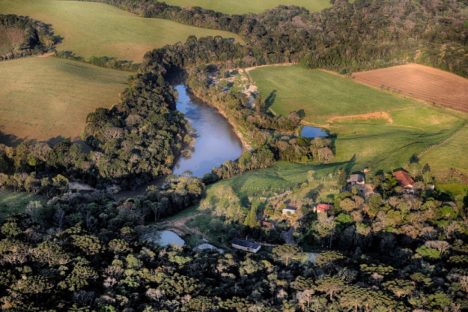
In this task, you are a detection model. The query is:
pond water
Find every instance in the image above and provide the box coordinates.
[300,126,328,138]
[173,85,243,177]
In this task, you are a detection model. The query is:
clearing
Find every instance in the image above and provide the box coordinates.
[352,64,468,113]
[0,56,129,143]
[249,65,467,175]
[163,0,331,14]
[0,191,41,220]
[0,0,242,62]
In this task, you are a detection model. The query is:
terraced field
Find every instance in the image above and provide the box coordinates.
[0,0,242,61]
[164,0,331,14]
[352,64,468,112]
[250,65,467,175]
[0,56,129,143]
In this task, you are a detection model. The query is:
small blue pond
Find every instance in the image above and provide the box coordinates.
[300,126,328,138]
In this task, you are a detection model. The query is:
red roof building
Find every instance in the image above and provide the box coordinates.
[393,170,415,188]
[314,203,333,214]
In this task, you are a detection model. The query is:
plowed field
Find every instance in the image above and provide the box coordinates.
[352,64,468,112]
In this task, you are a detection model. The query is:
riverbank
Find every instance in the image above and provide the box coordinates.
[188,87,253,151]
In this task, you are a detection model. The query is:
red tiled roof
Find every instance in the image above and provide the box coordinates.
[316,204,333,213]
[393,170,414,188]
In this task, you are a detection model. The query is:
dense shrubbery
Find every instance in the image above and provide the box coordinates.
[55,50,139,71]
[0,14,58,61]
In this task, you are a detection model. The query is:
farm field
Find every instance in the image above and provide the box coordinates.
[0,56,129,143]
[352,64,468,112]
[249,65,467,175]
[164,0,331,14]
[0,0,242,61]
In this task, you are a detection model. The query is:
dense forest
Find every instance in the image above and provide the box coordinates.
[0,14,58,61]
[0,165,466,310]
[84,0,467,76]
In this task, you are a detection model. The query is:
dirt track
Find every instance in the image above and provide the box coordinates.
[352,64,468,112]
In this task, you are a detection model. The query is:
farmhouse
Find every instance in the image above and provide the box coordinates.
[347,173,365,186]
[314,203,333,214]
[282,207,297,215]
[393,170,414,189]
[232,239,261,253]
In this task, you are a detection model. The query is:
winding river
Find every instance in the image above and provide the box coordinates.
[173,85,243,177]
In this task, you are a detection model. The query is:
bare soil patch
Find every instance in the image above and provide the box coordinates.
[352,64,468,112]
[327,112,394,124]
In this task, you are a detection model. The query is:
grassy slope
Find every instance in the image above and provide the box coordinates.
[0,191,40,220]
[0,56,129,142]
[250,65,466,174]
[0,0,242,61]
[164,0,331,14]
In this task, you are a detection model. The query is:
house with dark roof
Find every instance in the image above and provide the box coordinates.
[347,173,365,186]
[393,170,415,189]
[232,239,261,253]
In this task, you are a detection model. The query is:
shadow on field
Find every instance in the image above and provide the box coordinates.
[0,131,24,147]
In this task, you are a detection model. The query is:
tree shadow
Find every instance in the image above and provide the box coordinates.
[264,90,277,113]
[0,131,25,147]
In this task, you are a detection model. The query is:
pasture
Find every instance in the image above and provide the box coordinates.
[0,56,129,143]
[352,64,468,112]
[164,0,331,14]
[249,65,467,175]
[0,0,242,61]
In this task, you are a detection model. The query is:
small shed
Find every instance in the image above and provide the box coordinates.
[282,207,297,215]
[347,173,365,185]
[232,239,261,253]
[314,203,333,214]
[393,170,414,189]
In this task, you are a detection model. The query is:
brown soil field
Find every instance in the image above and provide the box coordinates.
[327,112,394,124]
[352,64,468,112]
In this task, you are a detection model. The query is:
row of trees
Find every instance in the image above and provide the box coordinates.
[88,0,467,76]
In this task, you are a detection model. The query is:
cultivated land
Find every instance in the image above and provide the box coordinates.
[0,0,242,61]
[0,56,129,143]
[249,65,467,175]
[164,0,331,14]
[352,64,468,113]
[0,25,24,55]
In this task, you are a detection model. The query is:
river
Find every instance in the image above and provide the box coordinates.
[173,85,243,177]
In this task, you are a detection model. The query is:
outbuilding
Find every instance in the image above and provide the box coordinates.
[232,239,261,253]
[393,170,414,189]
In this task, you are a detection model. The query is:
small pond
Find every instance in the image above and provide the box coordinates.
[154,230,185,247]
[300,126,328,138]
[173,85,243,177]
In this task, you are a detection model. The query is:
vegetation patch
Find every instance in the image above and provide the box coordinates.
[163,0,331,14]
[0,0,242,61]
[0,25,24,55]
[250,65,466,176]
[0,190,40,220]
[0,56,129,142]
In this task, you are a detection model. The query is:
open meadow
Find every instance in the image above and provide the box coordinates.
[352,64,468,113]
[0,56,129,143]
[0,0,242,61]
[249,65,467,176]
[164,0,331,14]
[0,191,40,220]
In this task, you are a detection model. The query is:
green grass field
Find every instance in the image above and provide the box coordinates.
[164,0,331,14]
[0,0,242,61]
[0,56,129,142]
[250,65,467,175]
[0,191,40,220]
